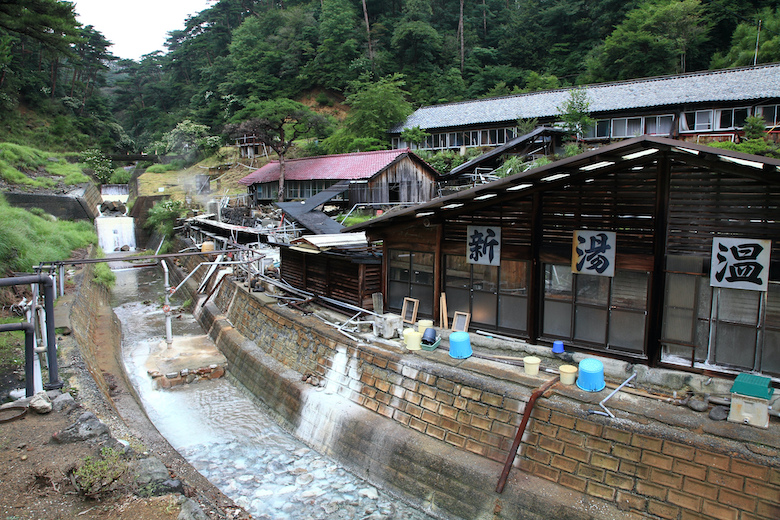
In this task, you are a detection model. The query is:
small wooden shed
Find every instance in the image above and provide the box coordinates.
[279,233,382,310]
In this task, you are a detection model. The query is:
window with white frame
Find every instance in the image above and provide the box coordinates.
[715,108,750,130]
[612,117,643,138]
[682,110,713,132]
[757,105,779,125]
[645,115,674,135]
[584,119,610,139]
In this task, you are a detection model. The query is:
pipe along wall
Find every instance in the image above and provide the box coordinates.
[0,274,62,395]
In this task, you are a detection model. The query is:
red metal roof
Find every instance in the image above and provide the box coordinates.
[238,149,415,186]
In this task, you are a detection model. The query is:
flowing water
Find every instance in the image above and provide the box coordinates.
[112,267,438,520]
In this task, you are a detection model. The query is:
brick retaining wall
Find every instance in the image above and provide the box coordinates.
[175,251,780,520]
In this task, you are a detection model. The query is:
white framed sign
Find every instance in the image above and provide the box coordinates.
[572,230,616,277]
[710,237,771,292]
[467,225,501,266]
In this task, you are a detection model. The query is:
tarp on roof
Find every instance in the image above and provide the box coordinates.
[239,149,413,186]
[275,180,350,235]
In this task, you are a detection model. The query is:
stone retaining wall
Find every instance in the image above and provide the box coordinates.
[68,262,123,407]
[175,252,780,520]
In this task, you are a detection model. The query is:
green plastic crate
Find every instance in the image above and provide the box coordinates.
[730,373,774,400]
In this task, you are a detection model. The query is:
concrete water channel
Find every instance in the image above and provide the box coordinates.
[111,265,438,520]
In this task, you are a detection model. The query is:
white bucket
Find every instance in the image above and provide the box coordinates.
[417,319,433,332]
[523,356,541,375]
[559,365,577,385]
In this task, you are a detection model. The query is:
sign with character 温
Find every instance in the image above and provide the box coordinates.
[466,225,501,266]
[710,237,771,292]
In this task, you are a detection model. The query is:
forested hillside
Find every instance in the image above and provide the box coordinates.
[0,0,778,154]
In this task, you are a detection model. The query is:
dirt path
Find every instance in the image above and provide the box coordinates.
[0,275,248,520]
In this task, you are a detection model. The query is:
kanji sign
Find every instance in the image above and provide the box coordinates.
[572,230,616,277]
[466,226,501,266]
[710,237,771,292]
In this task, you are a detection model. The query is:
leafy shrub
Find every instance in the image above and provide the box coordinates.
[79,148,113,184]
[110,169,132,184]
[145,199,186,241]
[316,92,333,106]
[73,447,126,498]
[92,261,116,289]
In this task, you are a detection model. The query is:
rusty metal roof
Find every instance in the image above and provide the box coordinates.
[239,149,428,185]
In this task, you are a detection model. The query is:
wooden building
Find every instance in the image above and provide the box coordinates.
[348,136,780,377]
[238,149,439,205]
[390,64,780,151]
[278,233,382,311]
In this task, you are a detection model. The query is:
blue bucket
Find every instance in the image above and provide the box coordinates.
[576,358,605,392]
[449,331,472,359]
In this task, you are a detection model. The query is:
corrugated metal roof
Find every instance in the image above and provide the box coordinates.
[292,232,368,249]
[391,64,780,133]
[238,148,413,186]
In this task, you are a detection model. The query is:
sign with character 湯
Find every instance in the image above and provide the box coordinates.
[572,230,616,277]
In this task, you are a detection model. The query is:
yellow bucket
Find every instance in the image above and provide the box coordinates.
[417,319,433,332]
[559,365,578,385]
[406,330,422,351]
[201,241,215,252]
[523,356,541,375]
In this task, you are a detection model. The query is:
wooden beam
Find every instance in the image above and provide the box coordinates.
[527,191,543,343]
[647,153,672,366]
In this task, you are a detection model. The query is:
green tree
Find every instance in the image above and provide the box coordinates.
[391,0,442,70]
[743,115,766,140]
[157,120,217,162]
[401,126,430,148]
[710,8,780,68]
[583,0,710,82]
[307,0,361,91]
[557,88,594,140]
[226,98,329,201]
[323,74,412,153]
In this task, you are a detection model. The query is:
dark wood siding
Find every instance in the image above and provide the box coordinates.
[667,166,780,269]
[280,248,381,310]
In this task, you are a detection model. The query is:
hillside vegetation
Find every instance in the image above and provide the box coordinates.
[0,0,777,158]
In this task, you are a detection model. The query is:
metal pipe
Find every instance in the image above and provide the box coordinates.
[0,274,61,389]
[496,376,559,493]
[598,373,637,418]
[161,261,173,347]
[0,322,35,397]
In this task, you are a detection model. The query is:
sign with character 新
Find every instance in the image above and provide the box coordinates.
[467,225,501,266]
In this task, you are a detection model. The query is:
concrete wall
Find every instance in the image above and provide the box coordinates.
[69,261,123,408]
[174,252,780,520]
[5,185,102,221]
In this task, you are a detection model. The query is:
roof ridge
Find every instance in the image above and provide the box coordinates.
[412,63,780,110]
[277,148,408,164]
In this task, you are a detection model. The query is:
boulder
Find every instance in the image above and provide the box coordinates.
[52,411,110,443]
[52,392,76,412]
[29,391,52,414]
[178,498,208,520]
